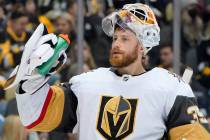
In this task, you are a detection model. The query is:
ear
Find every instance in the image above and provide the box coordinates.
[137,41,144,54]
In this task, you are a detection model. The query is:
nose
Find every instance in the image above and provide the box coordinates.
[112,39,121,50]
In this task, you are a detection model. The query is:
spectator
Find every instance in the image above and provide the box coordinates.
[24,0,39,32]
[83,42,97,70]
[0,6,7,33]
[67,1,78,18]
[68,41,96,78]
[196,9,210,89]
[0,11,29,73]
[158,45,174,72]
[2,115,29,140]
[84,6,111,67]
[54,12,76,81]
[2,115,40,140]
[181,0,203,61]
[54,12,76,45]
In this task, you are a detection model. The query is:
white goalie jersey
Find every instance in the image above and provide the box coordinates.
[16,67,210,140]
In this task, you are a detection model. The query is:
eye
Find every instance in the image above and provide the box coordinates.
[122,37,128,41]
[113,36,117,41]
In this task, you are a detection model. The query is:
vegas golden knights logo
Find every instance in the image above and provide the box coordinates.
[97,96,138,140]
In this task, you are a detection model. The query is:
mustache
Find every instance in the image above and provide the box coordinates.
[110,48,124,54]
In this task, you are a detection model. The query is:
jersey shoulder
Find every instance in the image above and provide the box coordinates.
[152,67,183,84]
[69,67,111,85]
[151,67,194,97]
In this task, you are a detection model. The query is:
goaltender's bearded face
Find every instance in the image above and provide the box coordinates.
[109,27,143,68]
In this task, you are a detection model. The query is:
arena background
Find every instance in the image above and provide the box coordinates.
[0,0,209,139]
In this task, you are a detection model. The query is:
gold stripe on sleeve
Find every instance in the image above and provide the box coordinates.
[28,86,65,132]
[169,123,210,140]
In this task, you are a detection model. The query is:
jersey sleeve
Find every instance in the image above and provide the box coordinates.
[53,83,78,133]
[16,82,78,132]
[165,80,210,139]
[165,81,197,129]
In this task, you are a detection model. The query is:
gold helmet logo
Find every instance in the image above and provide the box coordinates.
[97,96,138,139]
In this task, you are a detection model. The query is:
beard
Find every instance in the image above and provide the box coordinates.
[109,46,139,68]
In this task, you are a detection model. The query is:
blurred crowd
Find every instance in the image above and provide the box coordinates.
[0,0,209,140]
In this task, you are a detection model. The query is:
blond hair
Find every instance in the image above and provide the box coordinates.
[2,115,27,140]
[56,12,75,28]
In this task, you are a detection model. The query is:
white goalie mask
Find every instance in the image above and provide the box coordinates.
[102,3,160,54]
